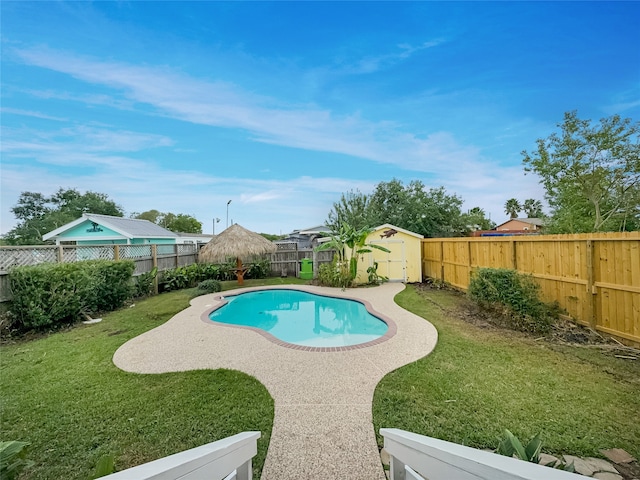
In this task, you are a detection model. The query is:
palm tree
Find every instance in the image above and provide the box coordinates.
[523,199,543,218]
[315,223,390,287]
[504,199,521,219]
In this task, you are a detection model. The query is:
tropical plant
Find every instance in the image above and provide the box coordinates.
[504,198,521,219]
[317,257,353,289]
[315,223,390,287]
[522,199,544,218]
[0,441,34,480]
[91,454,115,479]
[496,430,575,472]
[366,262,388,285]
[133,267,158,298]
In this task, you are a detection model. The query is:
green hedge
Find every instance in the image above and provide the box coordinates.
[9,260,135,331]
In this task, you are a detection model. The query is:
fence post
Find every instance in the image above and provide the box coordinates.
[586,239,596,329]
[467,240,473,284]
[57,245,63,263]
[114,245,120,261]
[152,245,159,295]
[174,244,179,268]
[312,249,318,279]
[440,241,445,282]
[511,239,517,270]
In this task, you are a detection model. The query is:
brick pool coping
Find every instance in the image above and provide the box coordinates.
[199,285,397,352]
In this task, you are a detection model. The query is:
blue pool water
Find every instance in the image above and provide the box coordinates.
[209,289,388,347]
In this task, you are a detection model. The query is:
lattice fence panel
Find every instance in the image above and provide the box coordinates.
[120,245,152,259]
[0,247,57,270]
[276,242,298,251]
[157,245,176,256]
[177,244,198,255]
[74,246,115,261]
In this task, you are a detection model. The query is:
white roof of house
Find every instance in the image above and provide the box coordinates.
[295,225,332,235]
[43,213,179,241]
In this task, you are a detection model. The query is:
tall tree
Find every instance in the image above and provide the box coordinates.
[366,179,466,237]
[165,214,202,233]
[522,111,640,232]
[5,189,123,245]
[504,198,521,219]
[326,190,371,231]
[522,199,544,218]
[133,210,202,233]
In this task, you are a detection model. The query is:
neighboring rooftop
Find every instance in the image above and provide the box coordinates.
[43,213,178,241]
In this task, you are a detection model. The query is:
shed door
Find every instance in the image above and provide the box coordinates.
[367,239,406,282]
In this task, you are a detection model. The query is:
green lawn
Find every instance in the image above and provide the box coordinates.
[2,278,638,479]
[0,277,307,480]
[373,285,640,459]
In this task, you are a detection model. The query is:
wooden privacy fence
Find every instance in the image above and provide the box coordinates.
[422,232,640,347]
[270,246,334,278]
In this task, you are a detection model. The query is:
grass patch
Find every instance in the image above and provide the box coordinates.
[0,288,274,479]
[218,276,309,291]
[373,285,640,459]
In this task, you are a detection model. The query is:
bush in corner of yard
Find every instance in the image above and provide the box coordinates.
[468,268,557,334]
[192,279,222,297]
[8,260,135,331]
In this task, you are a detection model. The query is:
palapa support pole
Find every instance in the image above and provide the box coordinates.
[236,257,245,285]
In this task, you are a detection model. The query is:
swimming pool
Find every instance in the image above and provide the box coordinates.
[208,289,392,349]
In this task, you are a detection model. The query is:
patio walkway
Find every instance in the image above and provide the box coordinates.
[113,283,438,479]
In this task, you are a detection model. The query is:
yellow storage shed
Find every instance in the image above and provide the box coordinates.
[351,224,424,284]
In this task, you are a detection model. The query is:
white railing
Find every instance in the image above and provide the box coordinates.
[101,431,260,480]
[380,428,582,480]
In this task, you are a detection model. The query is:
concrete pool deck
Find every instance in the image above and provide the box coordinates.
[113,283,438,479]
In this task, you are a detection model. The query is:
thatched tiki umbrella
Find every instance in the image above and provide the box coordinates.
[198,224,276,285]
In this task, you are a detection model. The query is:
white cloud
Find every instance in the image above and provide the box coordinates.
[0,107,67,122]
[13,46,480,178]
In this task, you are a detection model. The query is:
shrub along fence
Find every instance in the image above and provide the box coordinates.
[0,244,336,302]
[422,232,640,347]
[0,244,198,302]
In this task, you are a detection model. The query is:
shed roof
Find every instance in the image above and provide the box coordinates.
[373,224,424,239]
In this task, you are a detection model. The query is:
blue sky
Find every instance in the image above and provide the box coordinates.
[2,1,639,235]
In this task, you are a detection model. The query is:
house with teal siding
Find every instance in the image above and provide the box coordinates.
[43,213,180,251]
